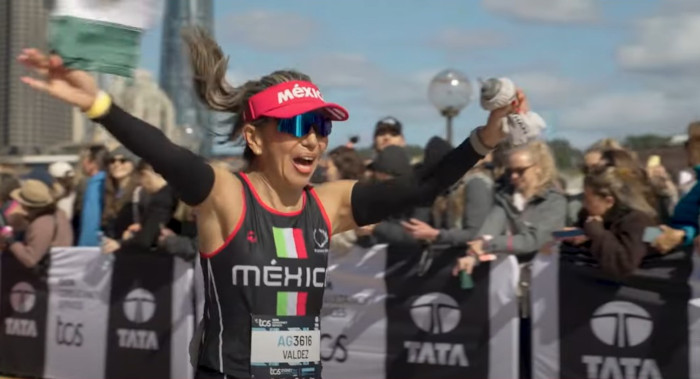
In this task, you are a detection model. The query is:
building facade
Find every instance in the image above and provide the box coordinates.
[0,0,72,153]
[159,0,215,156]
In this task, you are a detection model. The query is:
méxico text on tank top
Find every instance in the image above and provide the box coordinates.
[198,172,331,378]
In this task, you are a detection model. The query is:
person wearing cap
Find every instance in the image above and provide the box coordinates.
[1,180,73,268]
[373,116,406,153]
[48,161,77,221]
[19,30,524,378]
[357,146,429,249]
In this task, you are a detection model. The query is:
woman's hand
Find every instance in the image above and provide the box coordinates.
[122,223,142,240]
[452,255,477,276]
[17,49,99,111]
[467,239,497,261]
[158,227,176,246]
[101,237,121,254]
[401,218,440,242]
[652,225,684,254]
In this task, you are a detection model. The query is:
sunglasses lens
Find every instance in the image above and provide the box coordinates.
[278,113,332,137]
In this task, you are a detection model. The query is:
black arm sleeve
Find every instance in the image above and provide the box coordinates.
[94,104,214,206]
[351,129,491,226]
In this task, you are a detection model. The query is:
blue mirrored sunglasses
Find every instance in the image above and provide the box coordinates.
[277,112,332,138]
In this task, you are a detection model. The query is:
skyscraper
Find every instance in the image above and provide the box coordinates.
[159,0,215,156]
[0,0,72,152]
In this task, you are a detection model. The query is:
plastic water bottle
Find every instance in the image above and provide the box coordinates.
[460,270,474,290]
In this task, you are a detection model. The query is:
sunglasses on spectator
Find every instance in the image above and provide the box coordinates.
[277,112,332,138]
[508,165,534,176]
[109,157,129,164]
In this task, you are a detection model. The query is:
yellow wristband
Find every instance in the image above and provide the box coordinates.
[85,91,112,119]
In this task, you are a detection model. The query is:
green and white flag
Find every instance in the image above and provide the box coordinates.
[49,0,163,77]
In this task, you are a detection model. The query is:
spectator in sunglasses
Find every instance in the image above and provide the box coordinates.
[463,140,566,263]
[102,146,147,241]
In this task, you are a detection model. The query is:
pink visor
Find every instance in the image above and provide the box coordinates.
[244,80,349,122]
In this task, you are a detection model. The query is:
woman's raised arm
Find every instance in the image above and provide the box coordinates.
[18,49,216,207]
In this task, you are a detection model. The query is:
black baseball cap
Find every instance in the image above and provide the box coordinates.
[374,116,403,137]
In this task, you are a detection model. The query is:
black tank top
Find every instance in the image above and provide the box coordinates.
[198,172,331,378]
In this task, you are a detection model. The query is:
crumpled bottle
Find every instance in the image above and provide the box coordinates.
[479,77,546,146]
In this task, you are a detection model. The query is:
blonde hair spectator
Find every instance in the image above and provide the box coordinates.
[509,140,559,195]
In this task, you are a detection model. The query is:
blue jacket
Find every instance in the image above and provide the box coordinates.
[670,165,700,246]
[77,171,106,246]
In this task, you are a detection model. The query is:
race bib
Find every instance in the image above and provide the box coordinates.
[250,315,321,378]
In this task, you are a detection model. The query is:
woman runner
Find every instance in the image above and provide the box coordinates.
[18,29,526,379]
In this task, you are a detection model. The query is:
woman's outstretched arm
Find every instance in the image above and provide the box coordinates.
[18,49,215,206]
[317,91,526,234]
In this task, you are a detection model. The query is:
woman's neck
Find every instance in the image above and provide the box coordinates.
[518,188,537,201]
[245,169,304,212]
[116,175,131,189]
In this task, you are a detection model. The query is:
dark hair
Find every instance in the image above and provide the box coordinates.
[328,146,365,180]
[183,27,312,162]
[102,165,138,226]
[85,145,110,171]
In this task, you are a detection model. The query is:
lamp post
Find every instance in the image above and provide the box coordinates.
[427,69,473,145]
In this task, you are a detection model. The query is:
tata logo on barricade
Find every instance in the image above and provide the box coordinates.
[403,292,468,367]
[4,282,38,337]
[116,288,159,350]
[582,301,662,379]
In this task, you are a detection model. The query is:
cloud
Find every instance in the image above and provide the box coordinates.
[302,54,381,88]
[559,91,696,135]
[429,28,508,51]
[664,0,700,12]
[482,0,599,23]
[617,14,700,73]
[216,10,316,50]
[508,72,588,109]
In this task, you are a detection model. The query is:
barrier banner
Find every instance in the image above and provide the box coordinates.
[105,250,174,378]
[45,247,113,379]
[0,252,49,378]
[531,246,697,379]
[321,244,520,379]
[321,244,388,379]
[0,247,195,379]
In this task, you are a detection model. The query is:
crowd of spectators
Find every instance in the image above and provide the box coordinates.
[1,116,698,291]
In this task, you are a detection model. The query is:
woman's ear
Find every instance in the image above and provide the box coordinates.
[242,124,263,156]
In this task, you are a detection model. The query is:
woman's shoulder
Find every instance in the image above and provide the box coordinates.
[621,208,656,223]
